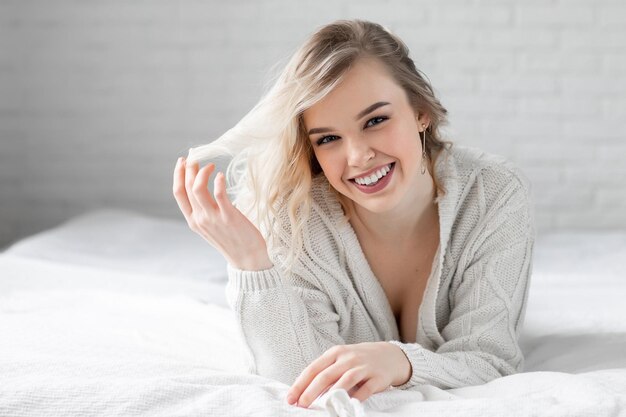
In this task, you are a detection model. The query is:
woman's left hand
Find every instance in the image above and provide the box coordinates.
[285,341,412,408]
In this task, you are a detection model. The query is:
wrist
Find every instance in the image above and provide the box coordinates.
[229,251,273,271]
[388,342,412,387]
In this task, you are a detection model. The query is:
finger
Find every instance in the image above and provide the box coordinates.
[185,159,201,212]
[349,378,379,403]
[327,368,366,398]
[288,348,339,405]
[192,163,219,212]
[173,157,192,218]
[295,363,344,409]
[213,172,233,216]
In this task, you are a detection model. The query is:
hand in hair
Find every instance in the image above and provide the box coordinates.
[285,341,411,408]
[172,157,273,271]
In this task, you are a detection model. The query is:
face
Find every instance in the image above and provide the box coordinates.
[302,57,430,215]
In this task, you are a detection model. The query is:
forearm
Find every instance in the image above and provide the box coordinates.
[225,263,344,384]
[387,340,517,390]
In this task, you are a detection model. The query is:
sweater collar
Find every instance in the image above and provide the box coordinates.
[433,145,460,279]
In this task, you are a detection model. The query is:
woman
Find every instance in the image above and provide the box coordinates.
[172,19,535,408]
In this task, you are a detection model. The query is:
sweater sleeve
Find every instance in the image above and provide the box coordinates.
[388,172,535,390]
[225,260,346,386]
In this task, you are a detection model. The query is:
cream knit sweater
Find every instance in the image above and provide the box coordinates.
[225,144,535,390]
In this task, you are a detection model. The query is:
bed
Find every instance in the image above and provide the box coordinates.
[1,208,625,416]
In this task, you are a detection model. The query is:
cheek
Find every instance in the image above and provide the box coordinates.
[315,152,344,181]
[386,124,420,157]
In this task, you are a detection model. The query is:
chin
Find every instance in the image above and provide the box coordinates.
[338,180,401,212]
[345,191,396,212]
[356,200,395,214]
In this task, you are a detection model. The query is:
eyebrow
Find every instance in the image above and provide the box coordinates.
[307,101,391,136]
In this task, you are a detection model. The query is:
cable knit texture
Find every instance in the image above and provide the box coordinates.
[225,144,535,391]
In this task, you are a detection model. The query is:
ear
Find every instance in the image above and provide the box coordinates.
[415,112,431,132]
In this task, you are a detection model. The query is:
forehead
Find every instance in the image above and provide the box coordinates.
[302,58,406,125]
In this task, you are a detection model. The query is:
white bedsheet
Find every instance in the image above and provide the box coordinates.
[3,208,229,284]
[1,211,625,416]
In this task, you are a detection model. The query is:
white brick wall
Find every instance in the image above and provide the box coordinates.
[1,0,625,249]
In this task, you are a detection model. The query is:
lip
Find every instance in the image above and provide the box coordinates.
[350,162,395,194]
[349,162,394,181]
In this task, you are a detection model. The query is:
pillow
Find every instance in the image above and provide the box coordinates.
[4,208,228,282]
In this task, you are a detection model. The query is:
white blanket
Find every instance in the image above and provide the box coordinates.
[2,215,626,416]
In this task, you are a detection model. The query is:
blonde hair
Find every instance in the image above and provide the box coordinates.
[187,19,451,271]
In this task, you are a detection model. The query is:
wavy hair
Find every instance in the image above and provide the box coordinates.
[187,19,451,271]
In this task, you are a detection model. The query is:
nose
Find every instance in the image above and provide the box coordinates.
[345,137,374,167]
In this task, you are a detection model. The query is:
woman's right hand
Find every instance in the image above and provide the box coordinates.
[172,157,273,271]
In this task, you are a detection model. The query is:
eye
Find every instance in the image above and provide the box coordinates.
[365,115,388,128]
[316,135,339,146]
[315,116,389,146]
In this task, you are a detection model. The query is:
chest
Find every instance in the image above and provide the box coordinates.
[358,238,439,344]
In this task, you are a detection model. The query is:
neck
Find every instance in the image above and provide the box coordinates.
[347,171,439,245]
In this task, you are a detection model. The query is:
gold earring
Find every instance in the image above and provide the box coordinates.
[421,128,427,175]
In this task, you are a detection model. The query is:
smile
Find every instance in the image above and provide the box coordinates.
[350,162,395,194]
[353,163,393,185]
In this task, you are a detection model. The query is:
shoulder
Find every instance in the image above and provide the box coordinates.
[441,144,531,190]
[437,144,533,211]
[434,144,536,254]
[269,176,347,265]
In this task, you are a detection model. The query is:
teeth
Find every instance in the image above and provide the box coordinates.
[355,164,392,186]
